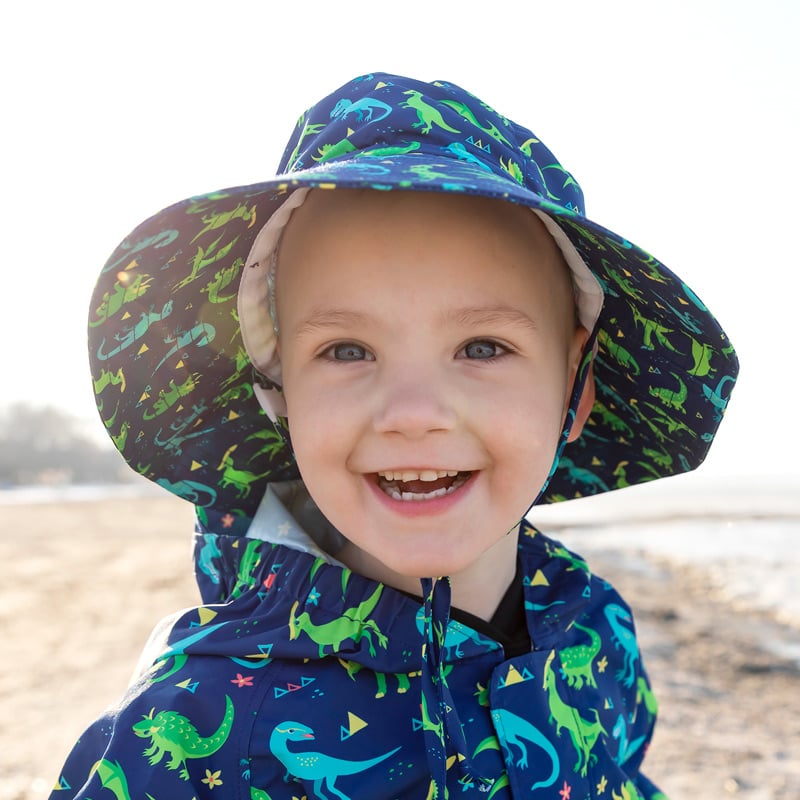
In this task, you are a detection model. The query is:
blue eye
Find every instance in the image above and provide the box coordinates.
[329,343,373,361]
[461,340,504,360]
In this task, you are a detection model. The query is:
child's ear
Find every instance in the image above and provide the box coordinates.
[567,360,595,443]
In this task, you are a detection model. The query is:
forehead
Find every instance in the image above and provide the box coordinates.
[274,189,576,327]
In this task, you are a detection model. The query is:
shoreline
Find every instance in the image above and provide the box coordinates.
[2,493,799,799]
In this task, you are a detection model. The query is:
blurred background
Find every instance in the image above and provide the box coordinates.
[1,1,798,798]
[2,0,798,486]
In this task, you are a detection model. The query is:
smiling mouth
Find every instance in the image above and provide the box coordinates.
[375,469,473,501]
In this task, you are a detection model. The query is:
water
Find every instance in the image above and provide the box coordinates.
[530,473,800,653]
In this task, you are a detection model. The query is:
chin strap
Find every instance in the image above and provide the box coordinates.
[418,576,500,796]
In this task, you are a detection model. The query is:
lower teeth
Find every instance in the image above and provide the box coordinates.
[382,474,468,502]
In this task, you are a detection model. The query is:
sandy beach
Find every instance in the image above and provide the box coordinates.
[2,491,799,800]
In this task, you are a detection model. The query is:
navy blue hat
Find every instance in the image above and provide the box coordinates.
[88,72,738,529]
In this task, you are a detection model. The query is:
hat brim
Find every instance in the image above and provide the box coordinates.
[88,156,738,530]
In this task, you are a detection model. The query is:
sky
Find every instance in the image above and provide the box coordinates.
[2,0,798,483]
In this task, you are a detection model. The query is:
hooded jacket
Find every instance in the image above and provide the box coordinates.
[51,482,665,800]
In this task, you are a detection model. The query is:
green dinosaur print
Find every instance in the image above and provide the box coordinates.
[175,232,242,291]
[543,650,606,776]
[89,274,153,326]
[216,444,273,499]
[289,585,388,657]
[597,329,641,376]
[142,374,202,420]
[285,116,326,170]
[231,538,265,598]
[636,676,659,720]
[648,372,687,414]
[203,258,242,304]
[592,399,635,439]
[400,90,460,134]
[438,98,513,147]
[630,304,680,353]
[688,336,716,377]
[90,759,134,800]
[313,137,357,163]
[93,367,127,395]
[559,622,602,689]
[132,694,234,780]
[269,720,400,800]
[190,202,256,243]
[337,658,420,698]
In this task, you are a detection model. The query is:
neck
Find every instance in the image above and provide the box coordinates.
[337,532,518,621]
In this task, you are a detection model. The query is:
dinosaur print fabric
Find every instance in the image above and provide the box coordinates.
[85,72,738,531]
[53,71,740,799]
[51,491,666,799]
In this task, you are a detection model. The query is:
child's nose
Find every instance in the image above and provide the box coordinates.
[371,368,457,437]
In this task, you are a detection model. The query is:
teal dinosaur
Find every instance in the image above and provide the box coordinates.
[153,321,216,372]
[197,534,223,585]
[444,141,492,170]
[103,228,179,274]
[269,720,400,800]
[611,714,647,765]
[476,708,560,791]
[415,608,497,658]
[400,90,460,134]
[331,96,392,123]
[289,584,388,657]
[604,603,639,688]
[702,374,736,420]
[132,695,234,780]
[543,650,606,776]
[556,457,610,495]
[155,477,217,507]
[559,622,602,689]
[96,300,174,361]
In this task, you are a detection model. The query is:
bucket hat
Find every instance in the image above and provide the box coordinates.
[88,72,738,533]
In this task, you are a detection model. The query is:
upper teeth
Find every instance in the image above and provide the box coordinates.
[378,469,459,482]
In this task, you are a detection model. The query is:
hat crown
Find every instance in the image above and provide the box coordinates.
[276,73,585,217]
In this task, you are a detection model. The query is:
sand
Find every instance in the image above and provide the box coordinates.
[2,494,799,800]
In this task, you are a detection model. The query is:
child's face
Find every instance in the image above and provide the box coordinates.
[275,190,588,583]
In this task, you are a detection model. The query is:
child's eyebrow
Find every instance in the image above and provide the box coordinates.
[446,305,539,332]
[291,305,540,339]
[291,308,373,338]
